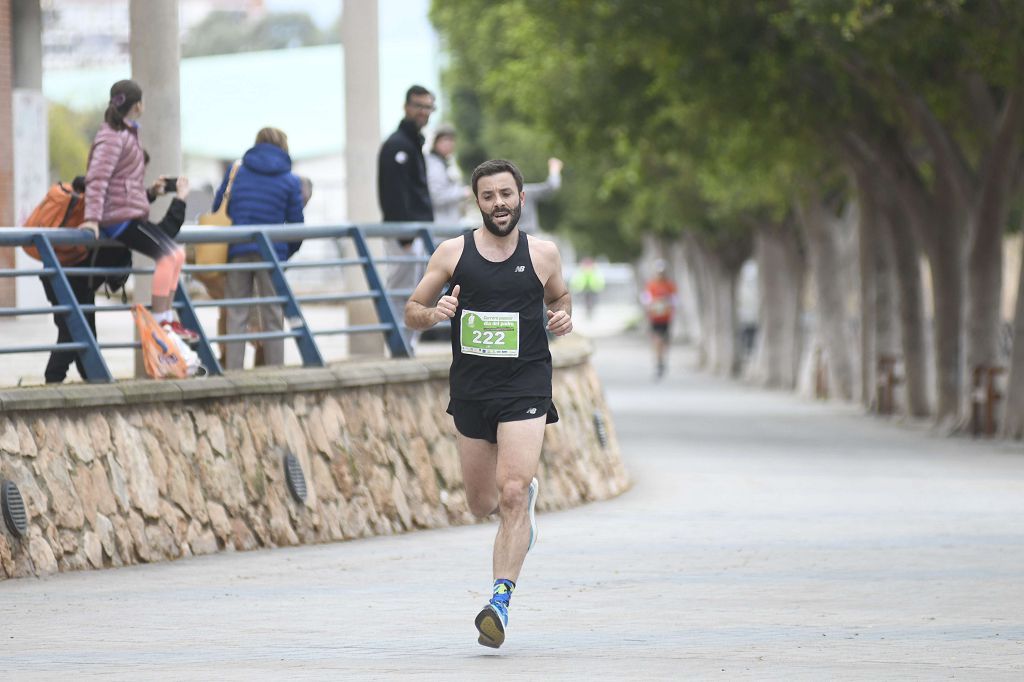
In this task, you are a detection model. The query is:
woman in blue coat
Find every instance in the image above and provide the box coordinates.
[212,127,304,370]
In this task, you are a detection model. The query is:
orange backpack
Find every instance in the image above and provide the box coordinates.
[131,304,189,379]
[22,182,89,265]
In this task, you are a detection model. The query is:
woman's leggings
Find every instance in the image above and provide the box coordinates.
[116,221,185,298]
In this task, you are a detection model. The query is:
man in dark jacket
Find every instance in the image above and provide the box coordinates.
[377,85,436,341]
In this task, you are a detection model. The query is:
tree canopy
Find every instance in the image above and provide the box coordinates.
[431,0,1024,260]
[181,11,336,58]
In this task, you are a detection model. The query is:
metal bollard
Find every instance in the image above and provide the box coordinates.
[971,365,1006,437]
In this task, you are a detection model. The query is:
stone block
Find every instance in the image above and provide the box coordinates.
[379,360,432,385]
[117,380,184,405]
[82,531,103,569]
[0,420,20,453]
[27,526,58,575]
[171,377,236,401]
[330,362,387,388]
[224,374,289,397]
[282,368,339,393]
[0,387,66,412]
[206,501,231,540]
[57,384,126,409]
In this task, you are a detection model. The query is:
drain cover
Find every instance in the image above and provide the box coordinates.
[593,410,609,449]
[283,453,307,503]
[2,480,28,537]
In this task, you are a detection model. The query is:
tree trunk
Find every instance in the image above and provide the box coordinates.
[872,226,900,404]
[797,195,856,401]
[682,235,746,377]
[683,235,715,369]
[669,240,699,344]
[880,195,931,417]
[702,250,727,374]
[927,218,965,426]
[851,161,930,417]
[883,145,964,424]
[965,86,1023,393]
[750,222,804,389]
[1002,234,1024,438]
[965,195,1007,379]
[857,185,879,409]
[713,260,739,377]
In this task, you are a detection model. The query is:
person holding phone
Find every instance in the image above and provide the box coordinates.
[78,79,198,343]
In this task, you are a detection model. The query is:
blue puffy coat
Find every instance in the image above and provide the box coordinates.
[212,142,304,261]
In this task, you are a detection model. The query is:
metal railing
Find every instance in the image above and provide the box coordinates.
[0,223,464,383]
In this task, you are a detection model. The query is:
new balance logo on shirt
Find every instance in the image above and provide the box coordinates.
[514,265,526,273]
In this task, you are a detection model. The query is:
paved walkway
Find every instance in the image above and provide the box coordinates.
[1,335,1023,679]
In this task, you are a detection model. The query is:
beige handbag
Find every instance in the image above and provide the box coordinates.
[193,161,240,291]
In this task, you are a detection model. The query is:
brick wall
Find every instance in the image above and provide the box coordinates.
[0,0,14,307]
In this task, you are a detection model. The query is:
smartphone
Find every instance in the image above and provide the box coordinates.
[163,177,178,192]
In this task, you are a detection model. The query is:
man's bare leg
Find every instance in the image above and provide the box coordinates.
[456,433,499,517]
[473,416,545,647]
[492,416,546,583]
[653,332,667,378]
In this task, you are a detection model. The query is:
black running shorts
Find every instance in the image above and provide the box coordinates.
[651,320,670,339]
[446,396,559,444]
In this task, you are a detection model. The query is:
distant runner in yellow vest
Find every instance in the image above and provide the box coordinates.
[570,257,605,318]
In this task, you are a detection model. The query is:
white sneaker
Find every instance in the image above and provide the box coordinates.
[165,329,206,378]
[527,477,539,551]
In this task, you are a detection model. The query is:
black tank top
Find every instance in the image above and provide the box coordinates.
[448,231,552,399]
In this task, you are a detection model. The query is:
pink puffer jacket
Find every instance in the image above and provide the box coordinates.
[84,123,150,225]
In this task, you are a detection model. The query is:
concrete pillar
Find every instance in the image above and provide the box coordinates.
[12,0,48,308]
[129,0,182,375]
[0,0,15,308]
[129,0,181,216]
[12,0,41,89]
[342,0,385,356]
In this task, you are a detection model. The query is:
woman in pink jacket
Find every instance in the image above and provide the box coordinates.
[79,79,197,342]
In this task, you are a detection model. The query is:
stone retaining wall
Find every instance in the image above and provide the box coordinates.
[0,338,628,579]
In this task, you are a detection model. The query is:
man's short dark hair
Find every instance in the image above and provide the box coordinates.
[405,85,433,103]
[471,159,524,197]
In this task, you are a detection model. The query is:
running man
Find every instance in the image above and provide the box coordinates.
[405,159,573,648]
[641,259,678,379]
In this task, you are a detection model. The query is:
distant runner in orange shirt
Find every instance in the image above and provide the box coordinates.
[641,260,678,379]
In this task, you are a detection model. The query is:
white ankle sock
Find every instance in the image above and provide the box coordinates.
[155,310,173,324]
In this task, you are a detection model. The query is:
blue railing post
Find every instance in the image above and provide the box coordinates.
[253,232,324,367]
[348,227,412,358]
[31,234,114,383]
[173,285,223,375]
[417,227,437,255]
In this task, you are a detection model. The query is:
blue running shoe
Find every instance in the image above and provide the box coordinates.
[475,601,508,648]
[527,477,539,551]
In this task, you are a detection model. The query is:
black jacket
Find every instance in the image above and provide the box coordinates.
[377,119,434,235]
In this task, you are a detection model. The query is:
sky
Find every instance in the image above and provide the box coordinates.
[44,0,444,140]
[266,0,443,134]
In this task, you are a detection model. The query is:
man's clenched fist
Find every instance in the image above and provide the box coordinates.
[546,309,572,336]
[435,284,460,323]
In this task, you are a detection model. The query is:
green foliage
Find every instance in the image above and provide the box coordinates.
[48,103,100,183]
[181,11,333,58]
[431,0,1024,258]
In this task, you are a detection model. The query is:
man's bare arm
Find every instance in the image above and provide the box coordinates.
[538,241,573,336]
[405,239,460,331]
